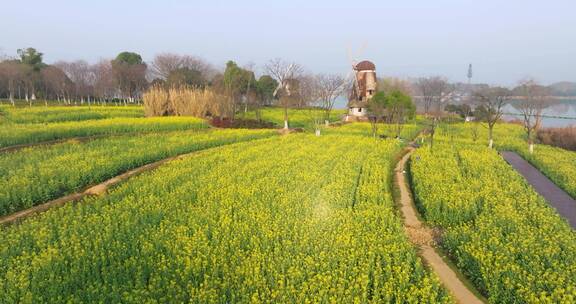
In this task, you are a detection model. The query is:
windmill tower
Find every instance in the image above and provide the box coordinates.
[346,60,377,120]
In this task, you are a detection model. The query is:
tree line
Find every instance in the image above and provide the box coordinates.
[414,75,553,154]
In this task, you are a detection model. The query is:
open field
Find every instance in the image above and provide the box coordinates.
[411,125,576,303]
[1,105,576,303]
[437,122,576,200]
[244,107,347,130]
[0,105,143,124]
[0,128,275,216]
[0,125,453,303]
[0,116,209,149]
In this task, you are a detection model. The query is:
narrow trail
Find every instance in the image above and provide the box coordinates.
[0,135,280,226]
[0,149,201,226]
[0,130,201,154]
[0,133,124,153]
[395,147,485,304]
[501,151,576,229]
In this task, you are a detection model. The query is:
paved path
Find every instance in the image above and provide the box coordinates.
[395,148,485,304]
[501,151,576,229]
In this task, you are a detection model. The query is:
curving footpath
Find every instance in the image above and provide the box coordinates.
[395,147,485,304]
[501,151,576,229]
[0,151,194,226]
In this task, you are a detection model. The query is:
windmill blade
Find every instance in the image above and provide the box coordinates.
[346,46,357,67]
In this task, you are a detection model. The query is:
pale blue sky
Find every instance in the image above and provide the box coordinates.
[1,0,574,85]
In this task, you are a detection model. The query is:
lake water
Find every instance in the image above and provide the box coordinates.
[503,99,576,128]
[336,96,576,128]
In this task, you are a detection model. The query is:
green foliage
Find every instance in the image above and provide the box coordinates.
[0,132,450,303]
[385,90,416,120]
[367,91,387,117]
[113,51,144,65]
[445,104,471,118]
[256,75,278,104]
[0,129,275,216]
[17,47,45,71]
[223,60,255,95]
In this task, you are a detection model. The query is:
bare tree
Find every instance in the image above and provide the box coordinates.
[150,53,214,81]
[55,60,95,105]
[415,76,452,115]
[314,73,346,126]
[516,78,549,154]
[265,58,303,129]
[0,61,24,106]
[93,59,115,105]
[415,76,453,150]
[41,65,72,105]
[474,86,511,148]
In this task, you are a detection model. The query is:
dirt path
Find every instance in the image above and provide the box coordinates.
[0,131,171,154]
[395,147,485,304]
[501,151,576,229]
[0,151,195,226]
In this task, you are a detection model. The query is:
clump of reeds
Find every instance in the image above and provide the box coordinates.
[144,85,232,118]
[537,126,576,151]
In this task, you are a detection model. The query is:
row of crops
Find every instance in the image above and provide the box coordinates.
[0,105,143,124]
[0,117,210,148]
[0,130,452,302]
[410,128,576,303]
[243,107,347,129]
[0,106,349,149]
[437,122,576,201]
[509,143,576,199]
[0,129,276,216]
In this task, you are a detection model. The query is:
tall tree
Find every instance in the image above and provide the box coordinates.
[112,52,147,103]
[93,59,115,104]
[17,48,45,103]
[254,75,278,120]
[314,73,346,125]
[474,86,511,148]
[223,61,255,118]
[150,53,212,81]
[367,91,387,138]
[384,90,416,138]
[264,58,303,129]
[0,60,24,105]
[166,67,206,88]
[41,65,72,105]
[415,76,452,115]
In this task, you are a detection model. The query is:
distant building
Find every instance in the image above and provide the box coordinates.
[345,60,377,121]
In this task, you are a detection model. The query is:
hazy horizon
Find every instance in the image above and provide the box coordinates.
[1,0,575,86]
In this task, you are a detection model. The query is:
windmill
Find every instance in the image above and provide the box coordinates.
[344,44,377,121]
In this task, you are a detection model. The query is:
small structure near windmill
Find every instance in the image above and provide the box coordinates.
[345,60,377,121]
